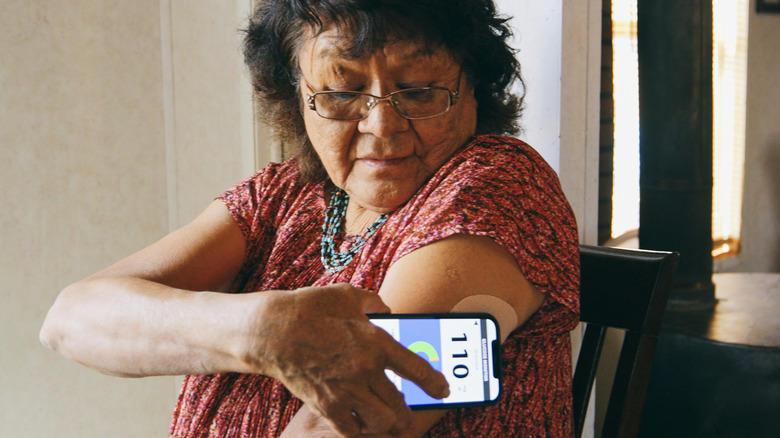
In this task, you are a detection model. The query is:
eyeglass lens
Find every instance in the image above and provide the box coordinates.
[313,88,452,120]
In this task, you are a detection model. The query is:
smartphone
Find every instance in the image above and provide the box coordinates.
[369,313,502,410]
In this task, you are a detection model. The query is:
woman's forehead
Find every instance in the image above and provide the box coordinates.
[301,27,449,61]
[300,28,453,70]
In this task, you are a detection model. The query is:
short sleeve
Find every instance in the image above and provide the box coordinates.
[216,159,307,282]
[392,136,580,334]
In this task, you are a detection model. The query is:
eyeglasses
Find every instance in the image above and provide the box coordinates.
[305,72,461,121]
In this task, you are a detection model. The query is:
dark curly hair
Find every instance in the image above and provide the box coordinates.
[243,0,524,181]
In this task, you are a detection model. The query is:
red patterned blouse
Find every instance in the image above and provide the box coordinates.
[169,135,580,437]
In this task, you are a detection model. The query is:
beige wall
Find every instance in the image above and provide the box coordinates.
[718,0,780,273]
[1,1,258,436]
[165,0,259,226]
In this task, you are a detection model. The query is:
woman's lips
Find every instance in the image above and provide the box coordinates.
[358,156,409,168]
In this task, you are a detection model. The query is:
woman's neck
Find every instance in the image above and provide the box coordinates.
[344,202,385,235]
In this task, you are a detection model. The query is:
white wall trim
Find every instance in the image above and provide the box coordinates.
[160,0,178,232]
[560,0,602,246]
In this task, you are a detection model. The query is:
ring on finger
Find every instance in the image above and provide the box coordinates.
[350,409,368,432]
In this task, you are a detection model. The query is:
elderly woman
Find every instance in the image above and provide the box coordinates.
[40,0,579,436]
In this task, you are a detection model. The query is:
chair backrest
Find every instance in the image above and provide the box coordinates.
[572,245,679,438]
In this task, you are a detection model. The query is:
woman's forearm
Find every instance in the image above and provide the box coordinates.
[39,276,258,377]
[41,278,449,436]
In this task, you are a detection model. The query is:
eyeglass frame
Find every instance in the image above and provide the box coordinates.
[304,71,462,121]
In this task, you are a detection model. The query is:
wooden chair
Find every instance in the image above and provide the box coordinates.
[573,245,679,438]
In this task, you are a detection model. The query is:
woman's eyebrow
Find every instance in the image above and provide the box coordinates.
[399,47,433,61]
[317,46,348,59]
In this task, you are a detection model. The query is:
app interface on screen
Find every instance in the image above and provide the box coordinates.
[371,317,497,406]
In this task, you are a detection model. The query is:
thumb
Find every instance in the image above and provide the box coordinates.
[358,290,392,315]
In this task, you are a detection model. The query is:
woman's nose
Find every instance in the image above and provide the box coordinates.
[358,99,409,138]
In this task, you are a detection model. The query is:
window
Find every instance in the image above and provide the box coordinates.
[610,0,748,259]
[610,0,640,241]
[712,0,748,257]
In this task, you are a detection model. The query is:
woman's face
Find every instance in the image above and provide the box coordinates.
[298,28,478,213]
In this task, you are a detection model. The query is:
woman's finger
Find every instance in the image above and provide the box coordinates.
[348,378,411,435]
[368,372,412,432]
[315,398,363,437]
[383,337,451,400]
[352,286,392,315]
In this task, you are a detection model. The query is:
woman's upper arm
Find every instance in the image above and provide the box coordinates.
[375,234,545,436]
[378,234,545,337]
[90,199,246,292]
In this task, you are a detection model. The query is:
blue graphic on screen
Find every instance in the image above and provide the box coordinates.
[397,319,443,405]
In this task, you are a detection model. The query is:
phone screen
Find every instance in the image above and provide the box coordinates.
[369,313,501,409]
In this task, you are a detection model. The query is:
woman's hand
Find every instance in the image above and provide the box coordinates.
[280,404,398,438]
[239,283,449,437]
[281,403,448,438]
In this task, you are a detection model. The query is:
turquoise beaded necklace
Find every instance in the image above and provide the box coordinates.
[321,188,388,273]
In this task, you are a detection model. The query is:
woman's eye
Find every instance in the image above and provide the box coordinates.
[326,92,359,102]
[401,89,434,101]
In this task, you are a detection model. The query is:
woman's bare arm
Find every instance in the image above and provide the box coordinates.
[39,200,250,376]
[283,234,545,437]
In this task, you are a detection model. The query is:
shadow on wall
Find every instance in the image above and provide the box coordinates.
[767,139,780,271]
